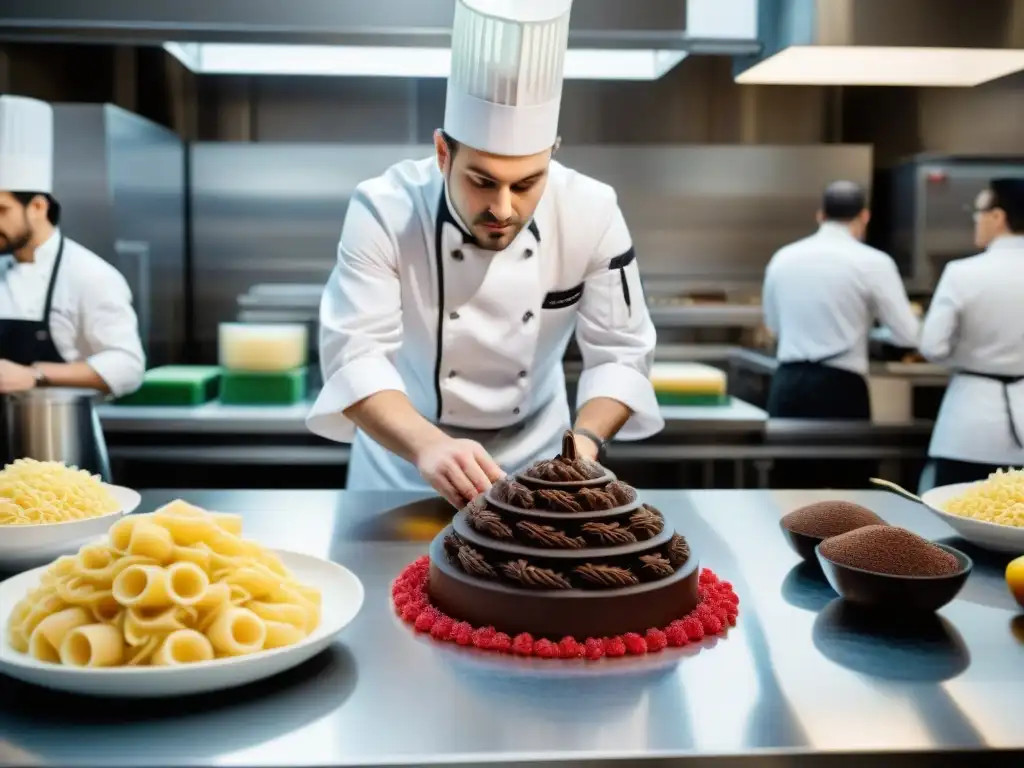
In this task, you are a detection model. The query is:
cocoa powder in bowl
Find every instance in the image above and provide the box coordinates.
[819,525,962,577]
[781,500,886,538]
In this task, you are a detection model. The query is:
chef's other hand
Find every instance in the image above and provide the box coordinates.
[416,437,505,508]
[0,360,37,394]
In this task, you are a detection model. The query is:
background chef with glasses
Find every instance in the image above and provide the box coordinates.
[920,177,1024,487]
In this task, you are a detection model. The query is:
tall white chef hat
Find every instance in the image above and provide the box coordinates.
[444,0,573,157]
[0,95,54,194]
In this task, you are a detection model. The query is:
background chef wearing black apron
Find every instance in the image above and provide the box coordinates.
[0,95,145,397]
[761,180,921,488]
[920,178,1024,488]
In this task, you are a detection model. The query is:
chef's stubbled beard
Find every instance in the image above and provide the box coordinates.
[445,168,524,251]
[0,210,32,256]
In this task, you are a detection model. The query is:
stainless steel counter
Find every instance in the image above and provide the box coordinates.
[2,490,1022,767]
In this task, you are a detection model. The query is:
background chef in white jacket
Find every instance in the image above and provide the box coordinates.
[920,177,1024,487]
[762,180,920,488]
[308,0,662,506]
[0,94,145,397]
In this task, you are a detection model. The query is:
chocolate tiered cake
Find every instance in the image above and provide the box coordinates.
[428,431,700,639]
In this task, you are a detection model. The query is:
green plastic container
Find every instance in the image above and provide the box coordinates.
[116,366,222,406]
[219,368,308,405]
[656,392,731,407]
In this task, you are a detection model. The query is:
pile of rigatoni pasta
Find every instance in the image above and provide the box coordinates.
[5,500,322,667]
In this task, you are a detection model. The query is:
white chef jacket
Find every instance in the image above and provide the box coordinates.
[921,235,1024,465]
[762,222,920,375]
[0,230,146,397]
[307,157,662,490]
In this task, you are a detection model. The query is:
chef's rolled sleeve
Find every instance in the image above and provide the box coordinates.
[81,272,146,397]
[574,202,664,441]
[307,189,406,443]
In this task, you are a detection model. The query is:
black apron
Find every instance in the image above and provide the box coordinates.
[0,233,67,366]
[767,348,874,489]
[767,349,870,420]
[955,370,1024,449]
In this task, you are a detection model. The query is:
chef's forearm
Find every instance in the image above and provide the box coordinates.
[34,362,110,393]
[343,390,448,465]
[575,397,632,446]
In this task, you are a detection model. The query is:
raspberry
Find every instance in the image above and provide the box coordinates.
[603,637,627,657]
[558,637,583,659]
[453,622,474,645]
[726,609,738,627]
[623,633,647,655]
[696,605,716,622]
[400,603,423,622]
[414,612,436,633]
[584,638,605,660]
[666,624,688,647]
[512,633,535,655]
[392,591,412,609]
[645,629,668,652]
[699,569,715,586]
[682,616,704,641]
[491,633,512,653]
[430,616,455,640]
[703,615,724,635]
[718,580,733,592]
[534,639,559,659]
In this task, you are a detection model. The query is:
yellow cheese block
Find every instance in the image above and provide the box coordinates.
[650,362,727,395]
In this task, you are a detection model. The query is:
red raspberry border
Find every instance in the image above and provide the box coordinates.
[391,556,740,660]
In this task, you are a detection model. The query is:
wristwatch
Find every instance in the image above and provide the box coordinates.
[574,427,607,460]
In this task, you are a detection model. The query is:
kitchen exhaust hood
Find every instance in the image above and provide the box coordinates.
[0,0,758,81]
[734,0,1024,87]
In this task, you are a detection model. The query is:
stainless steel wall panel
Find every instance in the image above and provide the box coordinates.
[189,142,872,361]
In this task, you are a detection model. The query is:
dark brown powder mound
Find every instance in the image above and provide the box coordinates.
[781,500,886,538]
[819,525,962,577]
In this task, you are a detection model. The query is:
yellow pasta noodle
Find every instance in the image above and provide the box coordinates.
[4,500,323,666]
[0,458,120,525]
[943,468,1024,528]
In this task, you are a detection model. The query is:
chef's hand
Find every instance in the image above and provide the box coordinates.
[0,360,37,394]
[416,436,505,508]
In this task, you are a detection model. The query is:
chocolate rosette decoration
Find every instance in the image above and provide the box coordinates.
[492,478,535,509]
[577,487,618,511]
[537,489,584,513]
[522,431,608,483]
[667,533,690,567]
[629,505,665,539]
[605,480,637,506]
[575,563,639,587]
[457,545,497,579]
[501,559,572,590]
[517,521,586,549]
[443,532,464,561]
[466,505,514,540]
[640,553,675,579]
[581,521,637,546]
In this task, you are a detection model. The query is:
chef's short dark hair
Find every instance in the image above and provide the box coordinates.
[821,181,867,222]
[11,191,61,226]
[990,178,1024,233]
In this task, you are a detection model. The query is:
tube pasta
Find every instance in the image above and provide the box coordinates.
[4,500,323,667]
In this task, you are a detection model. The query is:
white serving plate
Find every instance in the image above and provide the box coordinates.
[921,482,1024,555]
[0,485,142,571]
[0,550,364,697]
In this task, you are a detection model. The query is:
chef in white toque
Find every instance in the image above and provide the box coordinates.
[308,0,662,506]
